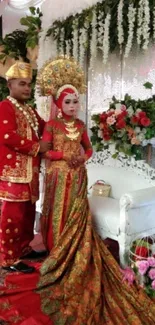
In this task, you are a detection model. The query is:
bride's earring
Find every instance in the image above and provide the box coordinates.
[57,108,62,119]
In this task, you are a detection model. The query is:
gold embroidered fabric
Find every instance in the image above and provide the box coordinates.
[39,122,155,324]
[38,166,155,324]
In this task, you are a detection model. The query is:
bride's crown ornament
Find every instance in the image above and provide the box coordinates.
[36,56,86,98]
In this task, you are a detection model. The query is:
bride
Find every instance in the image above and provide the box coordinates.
[0,56,155,325]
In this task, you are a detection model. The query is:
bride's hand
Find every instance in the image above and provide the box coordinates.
[68,155,85,168]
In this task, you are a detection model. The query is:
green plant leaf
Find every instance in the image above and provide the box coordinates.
[143,82,153,89]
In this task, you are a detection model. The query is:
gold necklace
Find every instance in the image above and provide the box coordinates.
[7,96,39,136]
[64,120,80,141]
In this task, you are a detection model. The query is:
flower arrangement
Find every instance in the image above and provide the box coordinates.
[122,238,155,297]
[91,84,155,159]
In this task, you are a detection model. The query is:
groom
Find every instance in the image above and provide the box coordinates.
[0,61,50,273]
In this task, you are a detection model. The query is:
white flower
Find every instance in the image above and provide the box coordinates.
[127,105,134,117]
[72,18,79,61]
[137,0,150,49]
[58,27,65,55]
[135,127,141,134]
[90,8,97,69]
[102,13,111,64]
[79,27,87,67]
[142,0,150,50]
[137,0,143,46]
[65,40,71,56]
[137,133,145,141]
[117,0,124,49]
[124,4,136,58]
[153,7,155,39]
[98,10,104,47]
[115,103,122,110]
[136,108,142,113]
[98,130,103,138]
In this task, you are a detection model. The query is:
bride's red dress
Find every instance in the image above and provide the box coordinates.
[0,117,155,325]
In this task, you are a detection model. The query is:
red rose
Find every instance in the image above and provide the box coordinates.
[131,115,140,124]
[117,110,128,119]
[107,111,114,118]
[100,113,107,122]
[140,117,151,127]
[138,111,146,119]
[103,132,112,141]
[116,119,126,129]
[135,246,149,258]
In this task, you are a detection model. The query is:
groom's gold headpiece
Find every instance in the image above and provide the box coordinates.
[6,61,32,80]
[36,56,86,97]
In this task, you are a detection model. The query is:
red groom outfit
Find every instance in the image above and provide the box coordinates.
[0,99,45,266]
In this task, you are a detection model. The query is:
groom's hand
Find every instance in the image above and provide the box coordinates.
[39,140,51,153]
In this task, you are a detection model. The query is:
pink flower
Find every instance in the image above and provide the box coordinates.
[106,116,116,126]
[151,280,155,290]
[121,267,135,285]
[148,268,155,280]
[115,109,122,116]
[121,104,127,111]
[136,260,149,275]
[131,137,141,145]
[147,257,155,267]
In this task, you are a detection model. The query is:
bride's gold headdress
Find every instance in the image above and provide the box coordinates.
[36,56,86,98]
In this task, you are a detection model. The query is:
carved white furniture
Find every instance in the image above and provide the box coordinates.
[87,150,155,267]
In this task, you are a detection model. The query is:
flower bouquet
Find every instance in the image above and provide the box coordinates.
[91,87,155,159]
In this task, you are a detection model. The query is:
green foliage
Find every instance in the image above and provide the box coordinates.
[0,30,28,63]
[20,7,42,49]
[143,82,153,89]
[0,77,9,101]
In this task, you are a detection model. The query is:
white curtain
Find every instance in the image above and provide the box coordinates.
[8,0,43,10]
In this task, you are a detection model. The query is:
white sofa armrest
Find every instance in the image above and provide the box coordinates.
[120,186,155,209]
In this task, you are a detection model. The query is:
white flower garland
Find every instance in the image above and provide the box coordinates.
[79,27,87,67]
[97,10,104,48]
[58,27,65,55]
[137,0,144,46]
[90,8,98,69]
[124,4,136,58]
[72,18,79,61]
[102,13,111,64]
[117,0,124,50]
[142,0,150,50]
[153,7,155,39]
[65,40,71,56]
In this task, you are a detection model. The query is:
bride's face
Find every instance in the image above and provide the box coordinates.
[62,93,80,117]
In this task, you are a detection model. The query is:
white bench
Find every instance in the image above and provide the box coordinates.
[87,151,155,267]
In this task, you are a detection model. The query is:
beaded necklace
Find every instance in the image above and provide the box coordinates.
[7,96,39,136]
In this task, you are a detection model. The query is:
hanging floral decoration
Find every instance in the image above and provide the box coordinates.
[90,83,155,159]
[46,0,155,65]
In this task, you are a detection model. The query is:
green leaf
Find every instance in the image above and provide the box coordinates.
[143,82,153,89]
[29,7,36,15]
[112,152,118,159]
